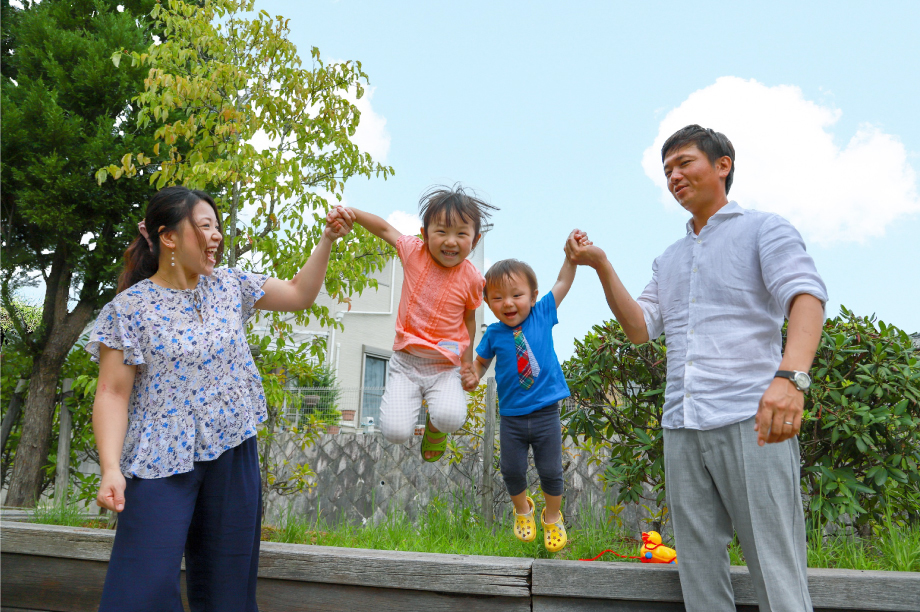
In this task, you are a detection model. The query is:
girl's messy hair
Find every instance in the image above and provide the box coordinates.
[418,183,498,236]
[118,186,224,292]
[484,259,538,299]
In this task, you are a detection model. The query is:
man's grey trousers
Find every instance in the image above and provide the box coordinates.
[664,416,813,612]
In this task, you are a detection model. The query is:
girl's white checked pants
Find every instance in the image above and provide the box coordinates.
[379,350,468,444]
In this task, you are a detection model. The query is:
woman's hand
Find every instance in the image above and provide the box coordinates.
[97,469,127,513]
[324,206,356,241]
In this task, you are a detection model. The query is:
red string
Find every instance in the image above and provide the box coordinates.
[579,549,643,562]
[579,539,663,562]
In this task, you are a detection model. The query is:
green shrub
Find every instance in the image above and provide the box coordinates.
[562,307,920,531]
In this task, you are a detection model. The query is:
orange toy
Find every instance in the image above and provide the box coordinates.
[640,531,677,565]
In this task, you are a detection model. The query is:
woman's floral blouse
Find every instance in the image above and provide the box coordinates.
[86,268,269,479]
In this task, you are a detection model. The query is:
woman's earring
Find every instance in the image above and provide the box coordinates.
[171,249,175,267]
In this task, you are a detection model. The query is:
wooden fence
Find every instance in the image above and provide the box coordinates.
[2,521,918,612]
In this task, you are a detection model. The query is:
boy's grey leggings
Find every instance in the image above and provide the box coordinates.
[499,402,564,497]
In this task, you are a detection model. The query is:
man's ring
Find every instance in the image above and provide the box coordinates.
[784,421,793,425]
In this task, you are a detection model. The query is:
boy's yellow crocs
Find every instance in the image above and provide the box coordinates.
[541,508,567,552]
[513,496,537,542]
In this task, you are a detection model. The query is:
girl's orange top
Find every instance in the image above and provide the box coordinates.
[393,235,484,365]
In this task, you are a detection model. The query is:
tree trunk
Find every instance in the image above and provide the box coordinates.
[5,249,96,507]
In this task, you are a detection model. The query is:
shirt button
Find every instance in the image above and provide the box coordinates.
[687,360,693,366]
[692,267,698,273]
[689,329,694,335]
[685,392,691,399]
[691,298,696,303]
[697,239,702,244]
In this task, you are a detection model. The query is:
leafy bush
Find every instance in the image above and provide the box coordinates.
[562,307,920,531]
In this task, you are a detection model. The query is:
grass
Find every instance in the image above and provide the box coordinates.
[263,494,646,563]
[29,502,109,529]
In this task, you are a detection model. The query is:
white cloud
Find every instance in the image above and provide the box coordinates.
[642,77,920,245]
[345,85,391,163]
[386,210,421,236]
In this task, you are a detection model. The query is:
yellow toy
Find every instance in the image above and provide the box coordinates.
[640,531,677,564]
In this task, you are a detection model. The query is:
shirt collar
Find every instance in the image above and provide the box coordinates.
[685,201,744,235]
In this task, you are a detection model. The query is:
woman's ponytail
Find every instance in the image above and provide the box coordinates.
[117,232,160,293]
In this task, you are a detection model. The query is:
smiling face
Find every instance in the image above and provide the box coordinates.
[486,273,538,328]
[423,211,480,268]
[163,200,223,277]
[663,144,731,216]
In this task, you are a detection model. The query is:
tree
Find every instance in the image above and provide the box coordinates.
[101,0,395,345]
[1,0,160,506]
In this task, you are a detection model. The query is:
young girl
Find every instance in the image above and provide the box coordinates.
[329,185,496,461]
[461,243,588,552]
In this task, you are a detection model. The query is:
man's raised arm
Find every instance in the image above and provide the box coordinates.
[565,229,649,344]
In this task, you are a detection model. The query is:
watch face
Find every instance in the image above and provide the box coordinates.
[794,372,811,391]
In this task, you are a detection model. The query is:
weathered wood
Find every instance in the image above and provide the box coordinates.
[1,521,115,562]
[482,377,497,531]
[54,379,73,506]
[256,577,531,612]
[258,541,533,597]
[2,522,533,598]
[532,559,920,611]
[1,552,191,612]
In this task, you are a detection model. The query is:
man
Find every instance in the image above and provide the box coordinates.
[567,125,826,612]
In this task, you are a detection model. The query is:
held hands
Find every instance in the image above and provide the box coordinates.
[460,361,480,392]
[324,205,356,241]
[754,378,803,446]
[565,229,607,268]
[96,470,127,513]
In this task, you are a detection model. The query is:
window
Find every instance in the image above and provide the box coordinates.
[361,353,388,425]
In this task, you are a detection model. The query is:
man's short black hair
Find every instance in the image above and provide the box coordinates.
[661,125,736,194]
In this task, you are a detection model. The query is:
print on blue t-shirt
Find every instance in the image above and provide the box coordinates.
[476,292,570,416]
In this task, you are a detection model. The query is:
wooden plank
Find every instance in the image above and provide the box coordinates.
[533,599,764,612]
[533,559,920,611]
[482,377,496,531]
[1,521,115,562]
[2,522,532,598]
[258,541,533,597]
[54,379,73,506]
[256,577,531,612]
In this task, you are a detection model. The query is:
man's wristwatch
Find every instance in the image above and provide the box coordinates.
[775,370,811,393]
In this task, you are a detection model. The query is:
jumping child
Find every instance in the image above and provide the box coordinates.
[461,243,587,552]
[329,185,497,461]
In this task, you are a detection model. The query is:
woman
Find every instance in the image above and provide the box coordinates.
[88,186,354,611]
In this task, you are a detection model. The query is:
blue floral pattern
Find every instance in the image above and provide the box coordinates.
[86,267,270,479]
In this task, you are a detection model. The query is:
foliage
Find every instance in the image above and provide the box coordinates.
[562,321,667,509]
[1,0,161,506]
[801,308,920,530]
[288,364,340,429]
[0,296,42,345]
[562,308,920,532]
[100,0,395,356]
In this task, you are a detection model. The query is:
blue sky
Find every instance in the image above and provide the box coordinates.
[260,0,920,360]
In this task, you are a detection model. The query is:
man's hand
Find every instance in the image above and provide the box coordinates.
[460,361,480,392]
[565,229,606,268]
[754,378,803,446]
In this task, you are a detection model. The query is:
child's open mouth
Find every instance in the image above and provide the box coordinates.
[441,250,459,258]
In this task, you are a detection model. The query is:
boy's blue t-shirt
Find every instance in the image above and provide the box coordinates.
[476,292,570,416]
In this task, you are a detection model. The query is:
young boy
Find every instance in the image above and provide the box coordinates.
[461,247,584,552]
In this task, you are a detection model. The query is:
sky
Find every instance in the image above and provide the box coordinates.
[254,0,920,361]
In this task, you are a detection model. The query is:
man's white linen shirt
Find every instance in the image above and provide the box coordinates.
[638,201,828,431]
